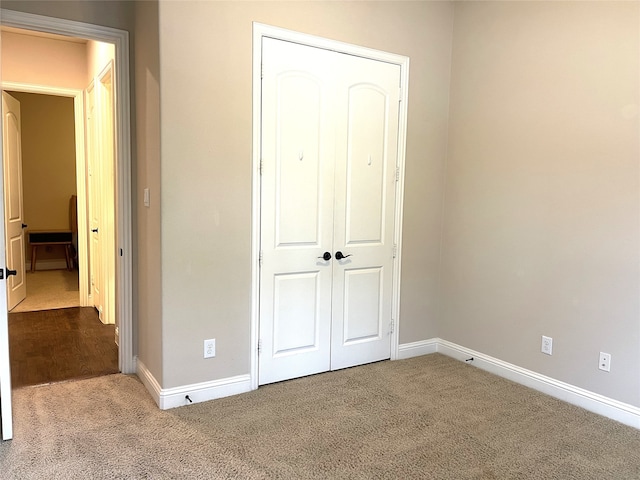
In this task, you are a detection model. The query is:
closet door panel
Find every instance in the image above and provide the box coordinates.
[331,55,400,371]
[259,38,334,385]
[344,86,387,245]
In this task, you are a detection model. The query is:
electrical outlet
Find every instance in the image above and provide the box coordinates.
[599,352,611,372]
[541,335,553,355]
[204,338,216,359]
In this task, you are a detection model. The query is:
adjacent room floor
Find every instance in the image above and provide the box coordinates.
[10,269,80,313]
[7,269,118,388]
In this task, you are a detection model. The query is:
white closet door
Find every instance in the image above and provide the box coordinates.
[330,55,400,370]
[259,38,400,385]
[258,38,336,385]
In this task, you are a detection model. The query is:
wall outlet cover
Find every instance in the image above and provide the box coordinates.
[599,352,611,372]
[204,338,216,359]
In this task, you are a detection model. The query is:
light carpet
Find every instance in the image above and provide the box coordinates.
[1,354,639,479]
[10,269,80,313]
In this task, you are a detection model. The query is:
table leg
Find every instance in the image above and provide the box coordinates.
[65,244,72,271]
[31,245,37,273]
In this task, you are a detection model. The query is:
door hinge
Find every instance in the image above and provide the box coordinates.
[390,320,395,335]
[399,86,402,102]
[120,248,123,257]
[395,166,400,182]
[259,160,264,175]
[259,250,263,267]
[257,339,262,355]
[393,244,397,258]
[261,63,264,79]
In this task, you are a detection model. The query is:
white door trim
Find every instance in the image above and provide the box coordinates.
[0,9,134,374]
[251,23,409,390]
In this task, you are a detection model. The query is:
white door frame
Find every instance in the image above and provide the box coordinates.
[250,23,410,390]
[0,9,134,374]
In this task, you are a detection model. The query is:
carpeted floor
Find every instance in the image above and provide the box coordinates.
[1,354,639,479]
[10,269,80,313]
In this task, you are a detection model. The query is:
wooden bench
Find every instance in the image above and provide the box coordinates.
[28,230,74,272]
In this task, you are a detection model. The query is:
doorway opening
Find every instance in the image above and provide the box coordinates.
[2,27,118,389]
[0,8,133,373]
[0,9,133,440]
[6,91,81,315]
[3,86,117,388]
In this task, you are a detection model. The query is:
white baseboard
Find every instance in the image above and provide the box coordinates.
[138,339,640,428]
[136,358,252,410]
[398,339,438,359]
[136,358,161,407]
[429,338,640,429]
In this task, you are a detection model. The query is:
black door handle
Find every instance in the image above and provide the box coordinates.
[21,223,28,229]
[317,252,332,261]
[92,228,99,233]
[6,268,17,277]
[335,251,352,260]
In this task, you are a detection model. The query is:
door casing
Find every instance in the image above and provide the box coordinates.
[0,9,134,375]
[250,23,410,390]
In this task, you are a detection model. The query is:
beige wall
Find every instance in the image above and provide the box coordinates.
[0,30,87,89]
[134,0,163,387]
[441,1,640,406]
[1,1,135,32]
[157,0,455,387]
[9,92,77,261]
[6,0,638,410]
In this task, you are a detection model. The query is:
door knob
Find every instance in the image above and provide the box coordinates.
[5,268,17,277]
[21,224,27,229]
[335,251,352,260]
[317,252,332,261]
[92,228,99,233]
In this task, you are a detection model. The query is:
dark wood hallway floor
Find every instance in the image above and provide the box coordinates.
[9,307,119,388]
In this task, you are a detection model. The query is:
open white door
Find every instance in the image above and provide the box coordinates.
[97,64,116,329]
[0,91,16,440]
[86,65,116,327]
[86,83,104,321]
[2,92,26,311]
[0,249,11,441]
